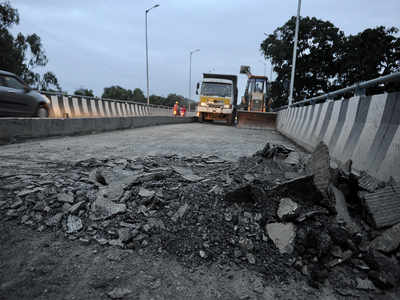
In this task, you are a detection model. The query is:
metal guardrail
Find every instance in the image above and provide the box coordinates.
[276,72,400,110]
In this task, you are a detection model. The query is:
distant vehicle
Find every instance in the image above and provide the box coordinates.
[237,65,277,130]
[0,70,50,117]
[240,65,269,112]
[195,73,238,125]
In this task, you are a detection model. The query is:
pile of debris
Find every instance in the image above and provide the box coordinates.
[1,142,399,295]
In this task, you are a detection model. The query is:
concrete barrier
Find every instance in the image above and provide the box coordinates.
[0,116,194,142]
[277,92,400,181]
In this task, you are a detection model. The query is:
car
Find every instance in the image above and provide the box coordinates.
[0,70,50,117]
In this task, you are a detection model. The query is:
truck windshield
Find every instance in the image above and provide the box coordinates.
[201,82,232,97]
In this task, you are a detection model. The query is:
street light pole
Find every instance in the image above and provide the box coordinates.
[189,49,200,100]
[288,0,301,107]
[145,4,160,105]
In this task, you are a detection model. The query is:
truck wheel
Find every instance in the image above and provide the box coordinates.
[226,114,233,126]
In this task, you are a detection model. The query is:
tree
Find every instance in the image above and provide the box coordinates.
[101,85,190,108]
[74,88,94,97]
[0,1,60,90]
[338,26,400,92]
[102,86,133,101]
[132,88,146,102]
[261,16,345,106]
[149,94,164,105]
[261,17,400,106]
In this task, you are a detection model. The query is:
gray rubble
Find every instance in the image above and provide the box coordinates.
[370,222,400,253]
[1,142,399,295]
[107,287,132,299]
[66,215,83,233]
[277,197,298,221]
[310,141,330,197]
[363,182,400,228]
[266,222,296,254]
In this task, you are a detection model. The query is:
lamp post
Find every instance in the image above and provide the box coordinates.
[288,0,301,106]
[189,49,200,100]
[145,4,160,105]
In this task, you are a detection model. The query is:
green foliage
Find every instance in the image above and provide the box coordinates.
[102,86,195,108]
[40,72,60,91]
[102,86,134,101]
[132,88,145,102]
[0,1,60,90]
[339,26,400,90]
[262,17,345,105]
[0,0,18,30]
[261,17,400,106]
[74,88,94,97]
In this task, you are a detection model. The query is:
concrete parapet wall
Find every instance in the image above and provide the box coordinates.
[277,92,400,181]
[42,93,175,118]
[0,116,193,142]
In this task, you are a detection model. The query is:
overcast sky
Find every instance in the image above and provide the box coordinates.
[11,0,400,99]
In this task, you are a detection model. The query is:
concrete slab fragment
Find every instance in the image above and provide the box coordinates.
[370,222,400,253]
[266,222,296,254]
[330,184,360,233]
[277,198,298,221]
[311,141,330,195]
[92,188,127,219]
[364,183,400,228]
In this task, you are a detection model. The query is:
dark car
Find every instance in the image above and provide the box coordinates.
[0,70,50,117]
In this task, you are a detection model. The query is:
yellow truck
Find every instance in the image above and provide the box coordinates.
[196,73,238,125]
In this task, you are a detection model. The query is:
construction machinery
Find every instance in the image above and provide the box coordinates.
[196,73,238,125]
[236,65,277,130]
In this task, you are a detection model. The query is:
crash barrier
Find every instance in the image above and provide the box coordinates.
[0,116,194,142]
[41,92,195,118]
[277,91,400,181]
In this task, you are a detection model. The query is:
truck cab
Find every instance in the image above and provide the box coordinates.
[196,73,238,125]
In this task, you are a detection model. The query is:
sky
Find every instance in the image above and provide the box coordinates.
[10,0,400,100]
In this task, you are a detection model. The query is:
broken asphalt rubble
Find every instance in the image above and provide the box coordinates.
[1,141,400,295]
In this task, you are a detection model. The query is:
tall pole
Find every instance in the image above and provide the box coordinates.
[145,4,160,105]
[189,52,192,100]
[188,49,200,100]
[145,12,149,105]
[288,0,301,106]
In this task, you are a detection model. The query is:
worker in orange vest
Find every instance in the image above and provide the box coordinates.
[180,105,186,117]
[173,101,179,117]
